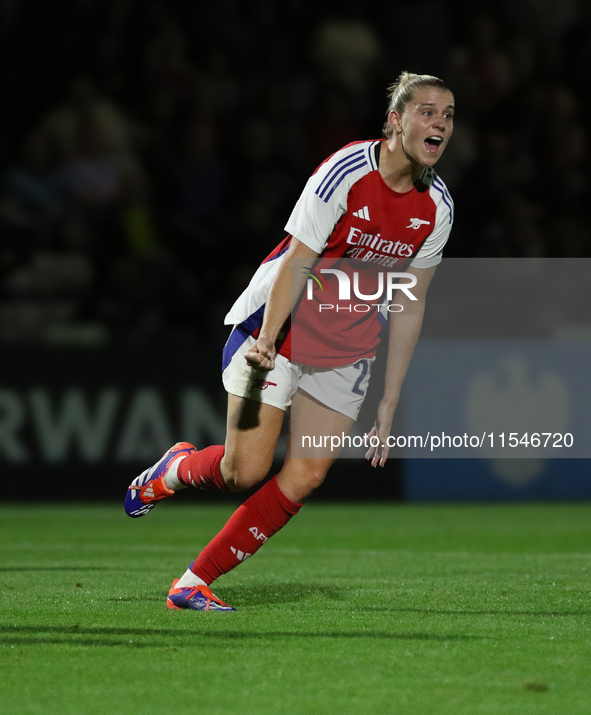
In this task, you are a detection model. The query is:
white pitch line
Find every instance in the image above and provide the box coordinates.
[2,544,591,560]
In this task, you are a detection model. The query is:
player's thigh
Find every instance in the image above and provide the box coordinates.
[289,388,355,459]
[277,389,354,503]
[222,330,293,488]
[223,394,285,489]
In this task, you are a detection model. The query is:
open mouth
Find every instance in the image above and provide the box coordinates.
[424,136,444,153]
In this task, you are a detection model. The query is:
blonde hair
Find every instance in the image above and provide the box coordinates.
[382,72,451,138]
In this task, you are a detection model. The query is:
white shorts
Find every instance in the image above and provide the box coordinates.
[222,332,374,421]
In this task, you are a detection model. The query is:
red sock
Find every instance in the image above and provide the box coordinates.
[177,445,230,491]
[190,476,302,585]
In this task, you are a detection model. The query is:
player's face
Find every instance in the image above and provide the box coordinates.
[390,87,455,167]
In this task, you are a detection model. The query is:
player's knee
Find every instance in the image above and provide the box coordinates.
[221,455,269,492]
[298,466,327,496]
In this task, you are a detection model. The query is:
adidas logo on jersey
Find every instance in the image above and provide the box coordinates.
[353,206,370,221]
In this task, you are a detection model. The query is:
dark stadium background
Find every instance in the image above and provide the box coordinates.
[1,0,589,501]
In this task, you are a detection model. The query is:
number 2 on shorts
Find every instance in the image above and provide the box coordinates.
[352,359,369,396]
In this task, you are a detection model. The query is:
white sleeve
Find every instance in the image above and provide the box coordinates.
[284,143,375,254]
[411,181,454,269]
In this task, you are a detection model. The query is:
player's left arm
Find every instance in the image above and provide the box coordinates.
[365,265,436,467]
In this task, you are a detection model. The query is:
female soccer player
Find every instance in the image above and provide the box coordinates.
[125,72,455,611]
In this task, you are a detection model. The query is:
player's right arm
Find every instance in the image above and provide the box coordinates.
[245,238,319,371]
[245,144,361,370]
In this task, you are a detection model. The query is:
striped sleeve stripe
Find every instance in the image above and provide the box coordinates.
[432,183,454,224]
[322,159,368,202]
[316,149,366,201]
[433,178,454,221]
[433,176,452,199]
[367,141,379,171]
[433,177,453,202]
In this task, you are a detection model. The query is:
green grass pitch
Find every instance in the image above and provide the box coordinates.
[2,501,591,715]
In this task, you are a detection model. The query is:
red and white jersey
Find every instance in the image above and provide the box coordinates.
[223,139,453,368]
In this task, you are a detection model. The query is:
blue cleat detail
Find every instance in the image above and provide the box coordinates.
[124,442,196,518]
[167,579,236,611]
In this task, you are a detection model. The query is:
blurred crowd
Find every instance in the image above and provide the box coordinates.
[0,0,589,345]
